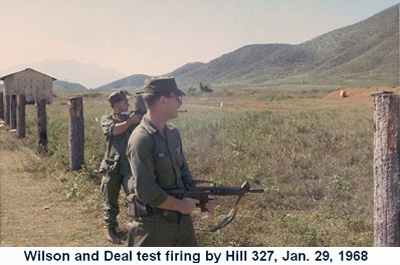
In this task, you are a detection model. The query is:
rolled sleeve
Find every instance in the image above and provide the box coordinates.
[127,132,168,206]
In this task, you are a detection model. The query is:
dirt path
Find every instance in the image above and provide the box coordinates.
[0,136,113,247]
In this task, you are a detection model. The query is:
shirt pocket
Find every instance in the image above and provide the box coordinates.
[154,154,175,188]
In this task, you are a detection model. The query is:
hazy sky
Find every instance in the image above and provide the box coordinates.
[1,0,399,78]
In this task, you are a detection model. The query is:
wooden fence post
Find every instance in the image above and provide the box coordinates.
[68,97,84,172]
[17,95,26,138]
[372,92,399,247]
[0,92,4,120]
[10,95,17,129]
[4,94,10,125]
[36,99,48,151]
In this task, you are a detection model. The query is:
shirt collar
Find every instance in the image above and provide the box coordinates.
[141,115,160,135]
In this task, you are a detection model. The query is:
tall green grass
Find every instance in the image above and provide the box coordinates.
[4,90,375,246]
[176,105,374,246]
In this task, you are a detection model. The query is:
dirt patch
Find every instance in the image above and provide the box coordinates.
[0,138,115,247]
[324,87,400,101]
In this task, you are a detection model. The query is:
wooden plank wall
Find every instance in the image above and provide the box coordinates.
[3,69,52,104]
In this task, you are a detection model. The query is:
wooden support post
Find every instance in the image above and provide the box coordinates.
[68,97,84,172]
[10,95,17,129]
[0,92,4,120]
[17,95,26,138]
[4,94,10,125]
[36,99,48,151]
[372,92,399,247]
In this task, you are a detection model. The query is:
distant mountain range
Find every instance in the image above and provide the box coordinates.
[96,74,151,90]
[3,4,397,92]
[172,4,399,90]
[53,80,88,91]
[95,62,206,90]
[97,4,399,92]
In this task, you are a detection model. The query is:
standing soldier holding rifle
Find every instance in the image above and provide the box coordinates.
[126,77,217,246]
[99,90,145,244]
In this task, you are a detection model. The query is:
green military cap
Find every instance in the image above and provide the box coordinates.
[140,76,186,95]
[108,90,131,105]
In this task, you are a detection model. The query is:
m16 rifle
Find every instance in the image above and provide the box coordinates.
[166,180,264,232]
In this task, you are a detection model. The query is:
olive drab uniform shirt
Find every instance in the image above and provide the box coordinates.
[126,116,194,213]
[99,114,136,176]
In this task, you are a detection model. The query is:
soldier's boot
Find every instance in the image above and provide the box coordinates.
[107,227,121,244]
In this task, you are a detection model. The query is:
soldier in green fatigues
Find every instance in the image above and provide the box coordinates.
[126,77,217,247]
[99,90,144,244]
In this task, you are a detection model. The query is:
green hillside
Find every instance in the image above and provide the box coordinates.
[175,4,399,91]
[166,62,205,77]
[97,4,399,92]
[95,74,150,90]
[53,80,87,91]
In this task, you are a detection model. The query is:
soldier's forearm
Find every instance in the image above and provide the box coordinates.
[157,196,199,215]
[112,116,140,136]
[112,122,132,135]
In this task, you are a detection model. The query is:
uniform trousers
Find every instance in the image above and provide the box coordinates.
[127,212,197,246]
[101,171,134,228]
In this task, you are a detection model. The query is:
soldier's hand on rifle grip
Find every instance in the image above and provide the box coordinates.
[129,113,143,124]
[179,197,200,215]
[205,197,218,213]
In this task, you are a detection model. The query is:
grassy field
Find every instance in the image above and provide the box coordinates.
[0,88,380,246]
